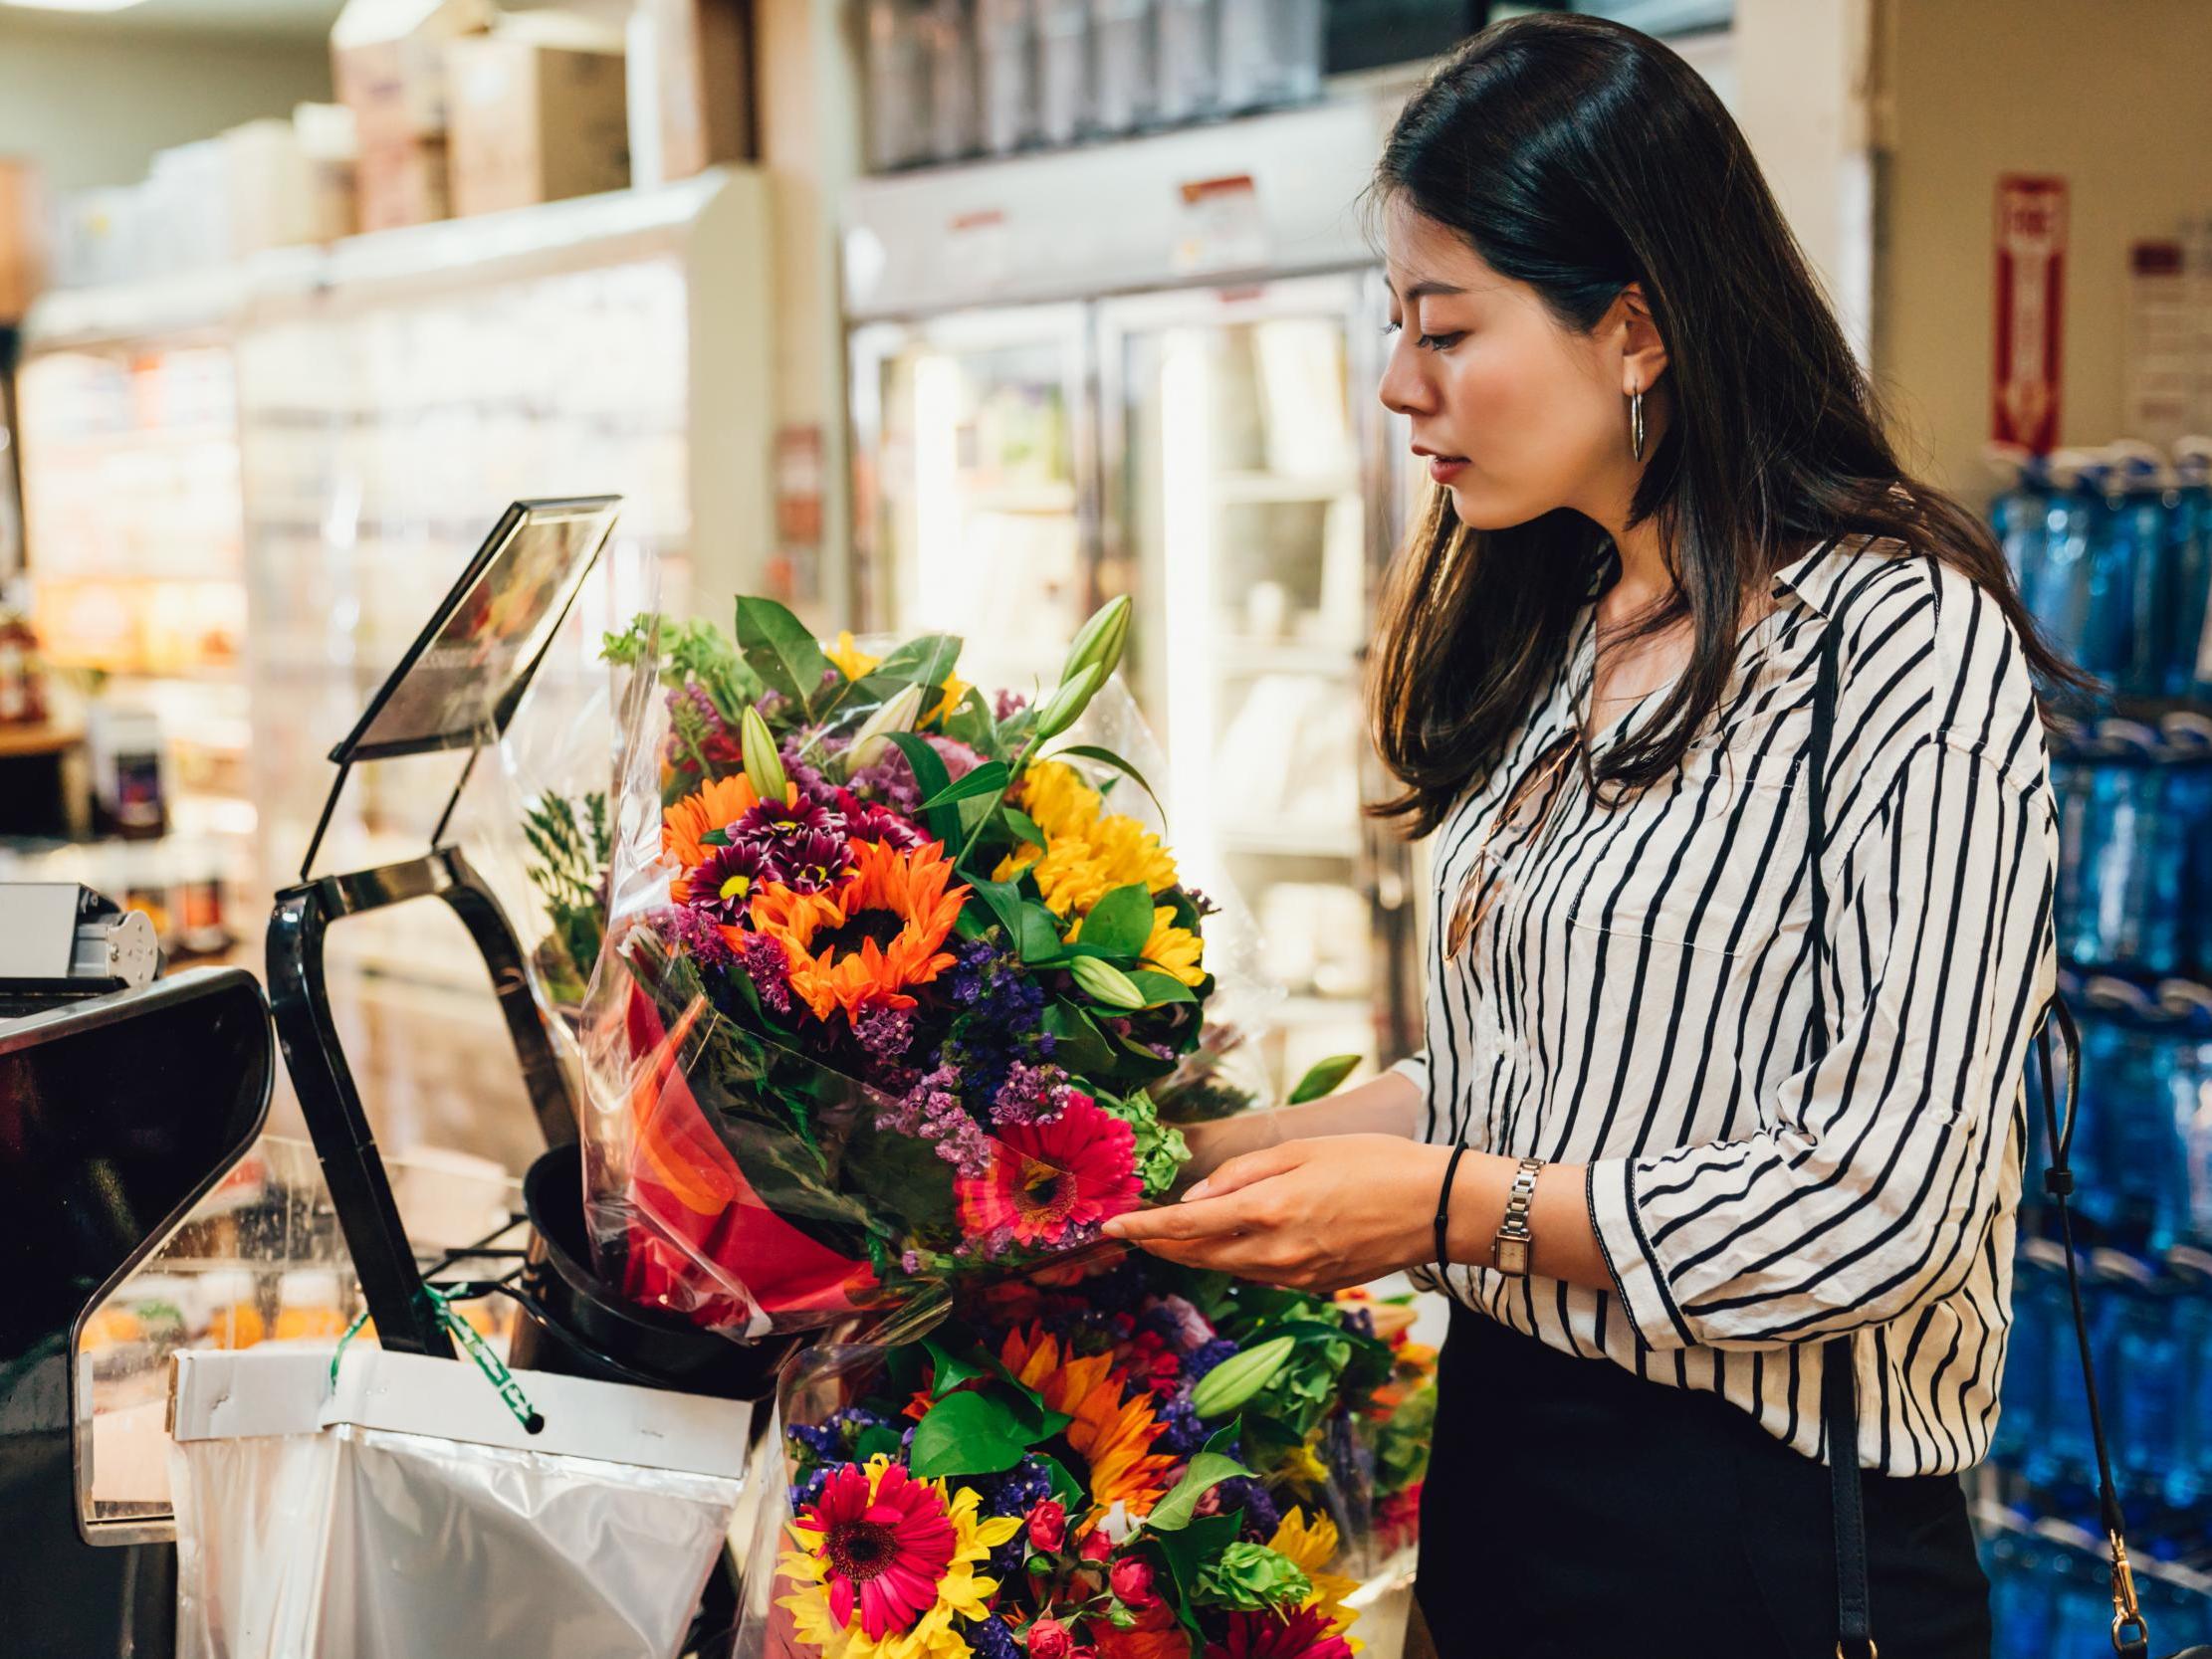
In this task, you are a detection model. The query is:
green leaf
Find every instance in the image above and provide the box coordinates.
[1146,1425,1253,1532]
[1152,1510,1242,1637]
[1048,743,1169,824]
[735,596,833,717]
[908,1387,1039,1478]
[918,760,1010,814]
[854,1424,904,1462]
[1043,1000,1120,1075]
[875,632,964,691]
[1014,903,1069,965]
[941,686,1003,757]
[1038,1455,1086,1514]
[924,1337,993,1394]
[967,875,1029,943]
[1002,806,1046,847]
[888,731,959,844]
[1287,1054,1363,1106]
[1079,882,1156,958]
[1126,969,1199,1008]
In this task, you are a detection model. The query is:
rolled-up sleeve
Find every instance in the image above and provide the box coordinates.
[1587,732,2057,1352]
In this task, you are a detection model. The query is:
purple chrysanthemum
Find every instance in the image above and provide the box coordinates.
[837,791,927,851]
[686,841,770,923]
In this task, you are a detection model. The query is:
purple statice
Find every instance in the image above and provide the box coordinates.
[785,1422,843,1461]
[665,683,741,775]
[655,904,736,970]
[788,1466,830,1513]
[778,734,846,809]
[686,841,770,923]
[949,938,996,1006]
[827,1405,890,1445]
[853,1000,916,1062]
[961,1615,1020,1659]
[876,1062,992,1177]
[737,931,794,1015]
[1185,887,1221,919]
[1157,1392,1208,1458]
[1216,1475,1280,1541]
[982,1457,1053,1519]
[756,689,788,719]
[991,1060,1070,1128]
[899,1249,924,1275]
[844,749,922,815]
[1183,1338,1239,1386]
[993,688,1028,722]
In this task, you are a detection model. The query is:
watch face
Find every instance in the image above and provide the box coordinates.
[1494,1236,1530,1277]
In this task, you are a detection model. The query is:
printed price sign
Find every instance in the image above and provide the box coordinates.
[1993,175,2068,453]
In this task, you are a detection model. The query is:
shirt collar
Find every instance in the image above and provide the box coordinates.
[1767,532,1873,618]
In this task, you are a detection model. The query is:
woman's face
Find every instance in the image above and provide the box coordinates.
[1379,202,1652,531]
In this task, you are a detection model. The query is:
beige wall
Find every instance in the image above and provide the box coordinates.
[1874,0,2212,496]
[0,16,332,195]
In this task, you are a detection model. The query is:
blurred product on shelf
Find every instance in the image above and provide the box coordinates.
[85,702,168,840]
[0,588,48,724]
[625,0,756,188]
[861,0,1326,172]
[333,0,495,231]
[223,110,360,255]
[1982,1510,2212,1659]
[447,14,631,218]
[0,158,47,322]
[1991,437,2212,704]
[2049,716,2212,979]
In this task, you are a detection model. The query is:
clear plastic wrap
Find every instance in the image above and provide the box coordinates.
[571,600,1278,1343]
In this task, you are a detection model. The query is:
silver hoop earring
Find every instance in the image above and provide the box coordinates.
[1630,385,1646,462]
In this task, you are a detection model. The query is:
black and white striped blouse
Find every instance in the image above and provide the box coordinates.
[1393,533,2059,1475]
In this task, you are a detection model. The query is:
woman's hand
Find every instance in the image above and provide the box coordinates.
[1102,1135,1448,1294]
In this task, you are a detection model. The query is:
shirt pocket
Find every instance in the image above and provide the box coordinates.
[1565,737,1810,956]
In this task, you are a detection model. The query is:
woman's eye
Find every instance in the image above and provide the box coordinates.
[1382,318,1403,336]
[1418,330,1464,352]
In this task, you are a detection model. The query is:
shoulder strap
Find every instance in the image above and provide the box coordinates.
[1803,617,1874,1658]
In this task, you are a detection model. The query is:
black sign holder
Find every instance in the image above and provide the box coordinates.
[265,497,618,1357]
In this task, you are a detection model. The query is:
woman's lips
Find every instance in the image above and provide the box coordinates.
[1428,455,1469,484]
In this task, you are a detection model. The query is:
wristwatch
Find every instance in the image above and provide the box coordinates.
[1491,1158,1544,1276]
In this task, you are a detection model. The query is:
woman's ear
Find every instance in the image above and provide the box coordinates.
[1616,282,1669,394]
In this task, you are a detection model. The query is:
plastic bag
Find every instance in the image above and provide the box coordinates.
[572,601,1281,1342]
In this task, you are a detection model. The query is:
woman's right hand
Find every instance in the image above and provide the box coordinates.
[1168,1066,1425,1193]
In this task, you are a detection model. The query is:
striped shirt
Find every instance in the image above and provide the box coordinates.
[1394,533,2059,1475]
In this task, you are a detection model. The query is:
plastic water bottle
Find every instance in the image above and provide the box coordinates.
[2050,752,2096,968]
[2166,1246,2212,1509]
[2104,450,2176,698]
[1984,1519,2053,1659]
[2035,451,2101,675]
[2082,979,2189,1248]
[2175,439,2212,700]
[2021,1240,2089,1490]
[1996,1240,2049,1467]
[2096,1250,2188,1507]
[1991,446,2052,622]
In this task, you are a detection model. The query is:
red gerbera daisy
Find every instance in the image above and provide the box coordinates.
[1204,1606,1356,1659]
[955,1094,1141,1248]
[797,1461,959,1640]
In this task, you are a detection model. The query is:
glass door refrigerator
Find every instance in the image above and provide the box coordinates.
[1099,274,1419,1092]
[848,303,1098,698]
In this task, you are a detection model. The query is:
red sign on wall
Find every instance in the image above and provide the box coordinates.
[1993,175,2068,453]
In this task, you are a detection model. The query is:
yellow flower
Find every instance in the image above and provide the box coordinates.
[1020,760,1104,839]
[1266,1507,1363,1641]
[1087,811,1178,897]
[1275,1433,1334,1495]
[923,672,971,729]
[776,1459,1021,1659]
[828,631,882,682]
[1138,906,1205,986]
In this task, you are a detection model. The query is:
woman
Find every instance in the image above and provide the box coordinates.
[1102,15,2091,1658]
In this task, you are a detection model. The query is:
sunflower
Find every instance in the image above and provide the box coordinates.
[778,1457,1021,1659]
[748,838,969,1021]
[664,772,774,877]
[1135,906,1205,986]
[1264,1509,1361,1641]
[998,1326,1178,1528]
[1018,760,1103,839]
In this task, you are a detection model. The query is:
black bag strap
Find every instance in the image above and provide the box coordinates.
[1806,603,2156,1659]
[1803,612,1876,1659]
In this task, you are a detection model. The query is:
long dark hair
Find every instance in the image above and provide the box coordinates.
[1365,13,2093,838]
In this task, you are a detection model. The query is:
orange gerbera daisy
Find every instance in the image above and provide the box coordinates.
[748,838,969,1021]
[663,773,798,900]
[998,1325,1177,1529]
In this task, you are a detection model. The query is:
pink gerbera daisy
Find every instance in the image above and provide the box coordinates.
[796,1461,959,1640]
[1204,1607,1355,1659]
[955,1094,1141,1248]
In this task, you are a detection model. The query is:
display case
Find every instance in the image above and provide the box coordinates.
[14,171,777,1160]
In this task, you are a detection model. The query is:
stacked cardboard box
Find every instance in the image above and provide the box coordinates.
[446,13,630,218]
[0,160,47,321]
[331,0,495,232]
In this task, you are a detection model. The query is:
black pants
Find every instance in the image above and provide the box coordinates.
[1415,1304,1991,1659]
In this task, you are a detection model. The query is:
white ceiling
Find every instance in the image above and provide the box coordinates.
[1,0,342,40]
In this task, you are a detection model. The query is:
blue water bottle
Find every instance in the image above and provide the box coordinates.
[2176,439,2212,700]
[2022,1239,2092,1490]
[2105,450,2172,698]
[1991,446,2053,623]
[2037,452,2101,679]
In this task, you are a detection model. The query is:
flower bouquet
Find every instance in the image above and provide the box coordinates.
[765,1259,1414,1659]
[576,595,1232,1339]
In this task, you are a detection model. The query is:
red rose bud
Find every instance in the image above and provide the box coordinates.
[1109,1556,1158,1607]
[1026,1499,1067,1553]
[1079,1530,1113,1562]
[1027,1616,1075,1659]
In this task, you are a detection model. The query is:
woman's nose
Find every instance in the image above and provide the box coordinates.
[1379,336,1437,418]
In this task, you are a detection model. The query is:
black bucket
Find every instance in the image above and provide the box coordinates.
[510,1141,799,1402]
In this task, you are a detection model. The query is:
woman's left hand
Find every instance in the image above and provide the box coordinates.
[1100,1134,1446,1294]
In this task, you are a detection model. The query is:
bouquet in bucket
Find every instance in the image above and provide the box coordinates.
[763,1259,1426,1659]
[577,595,1226,1339]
